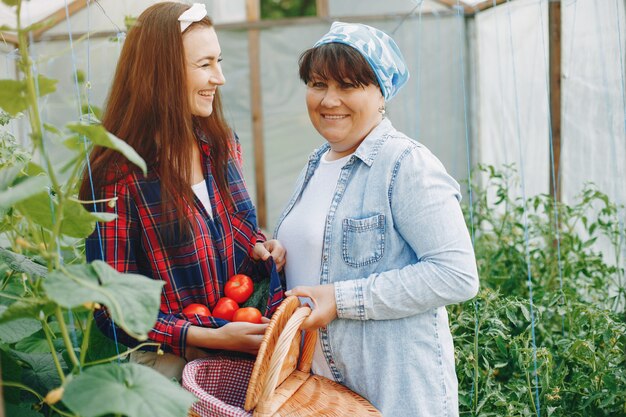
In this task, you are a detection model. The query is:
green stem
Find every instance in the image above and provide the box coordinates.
[72,309,85,333]
[79,309,94,366]
[1,381,79,417]
[525,369,538,416]
[64,151,88,196]
[83,342,162,367]
[60,264,144,339]
[55,306,80,369]
[0,292,37,302]
[16,0,63,269]
[473,308,480,414]
[41,318,66,383]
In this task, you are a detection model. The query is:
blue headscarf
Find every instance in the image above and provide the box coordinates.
[314,21,410,101]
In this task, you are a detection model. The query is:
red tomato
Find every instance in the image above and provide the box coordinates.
[232,307,262,324]
[212,297,239,321]
[224,274,254,304]
[182,303,211,317]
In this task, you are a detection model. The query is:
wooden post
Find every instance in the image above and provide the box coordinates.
[33,0,89,40]
[246,0,267,229]
[1,0,88,46]
[0,32,18,46]
[0,361,4,417]
[316,0,329,18]
[549,0,561,201]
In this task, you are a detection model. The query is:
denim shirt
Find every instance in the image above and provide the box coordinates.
[274,118,479,417]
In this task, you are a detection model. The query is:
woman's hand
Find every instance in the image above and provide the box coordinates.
[217,321,269,354]
[188,321,268,355]
[285,284,337,330]
[252,239,286,271]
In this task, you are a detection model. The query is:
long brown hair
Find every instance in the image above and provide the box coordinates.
[79,2,232,225]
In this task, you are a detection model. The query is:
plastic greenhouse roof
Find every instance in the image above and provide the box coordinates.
[0,0,67,28]
[0,0,504,39]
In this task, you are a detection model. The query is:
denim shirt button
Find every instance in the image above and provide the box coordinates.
[323,254,328,261]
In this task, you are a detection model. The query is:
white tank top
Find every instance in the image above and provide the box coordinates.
[277,150,353,380]
[191,179,213,219]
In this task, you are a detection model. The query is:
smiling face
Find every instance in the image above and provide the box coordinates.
[183,26,225,117]
[299,43,385,158]
[306,78,384,158]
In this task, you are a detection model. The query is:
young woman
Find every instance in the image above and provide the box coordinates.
[80,2,285,381]
[276,22,479,416]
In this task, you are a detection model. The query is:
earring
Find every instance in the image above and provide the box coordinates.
[378,105,386,115]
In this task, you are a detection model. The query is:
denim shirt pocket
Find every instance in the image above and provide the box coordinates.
[341,214,385,268]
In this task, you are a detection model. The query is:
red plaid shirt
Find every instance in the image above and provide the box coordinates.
[86,133,265,357]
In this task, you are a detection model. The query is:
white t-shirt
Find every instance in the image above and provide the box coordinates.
[191,179,213,219]
[277,150,352,380]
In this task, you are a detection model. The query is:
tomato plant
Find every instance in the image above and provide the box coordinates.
[182,303,211,317]
[232,307,262,324]
[224,274,254,304]
[212,297,239,321]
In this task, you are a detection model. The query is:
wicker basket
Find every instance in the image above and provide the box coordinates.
[183,296,381,417]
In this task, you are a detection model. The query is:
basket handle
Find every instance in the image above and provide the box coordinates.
[256,305,311,413]
[297,328,317,373]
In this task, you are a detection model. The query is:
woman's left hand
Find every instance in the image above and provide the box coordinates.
[285,284,337,330]
[252,239,286,271]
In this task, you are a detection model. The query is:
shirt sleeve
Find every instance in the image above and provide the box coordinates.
[334,144,479,321]
[86,176,191,357]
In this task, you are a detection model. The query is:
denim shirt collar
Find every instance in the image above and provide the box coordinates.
[308,118,395,167]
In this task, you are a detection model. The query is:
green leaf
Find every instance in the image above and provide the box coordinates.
[24,161,46,177]
[520,304,531,322]
[66,123,147,175]
[61,199,117,237]
[43,123,62,136]
[44,261,164,340]
[14,330,55,353]
[5,403,44,417]
[63,134,87,151]
[35,75,57,96]
[1,346,22,403]
[10,349,66,393]
[0,174,48,208]
[0,165,22,190]
[83,326,123,364]
[1,0,19,7]
[15,193,116,238]
[0,247,48,277]
[0,76,57,116]
[63,363,196,417]
[0,299,55,324]
[0,306,41,343]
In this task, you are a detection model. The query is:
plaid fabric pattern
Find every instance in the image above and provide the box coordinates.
[182,354,255,417]
[86,133,283,357]
[238,255,284,316]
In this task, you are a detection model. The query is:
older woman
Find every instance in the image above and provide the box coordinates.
[275,22,479,416]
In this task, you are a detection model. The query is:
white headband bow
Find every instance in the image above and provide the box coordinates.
[178,3,207,32]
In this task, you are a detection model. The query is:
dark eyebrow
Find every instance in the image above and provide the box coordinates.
[195,54,222,64]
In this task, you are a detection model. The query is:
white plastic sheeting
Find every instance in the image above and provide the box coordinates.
[0,0,247,31]
[17,4,468,231]
[473,0,550,198]
[561,0,626,211]
[1,0,624,240]
[473,0,626,272]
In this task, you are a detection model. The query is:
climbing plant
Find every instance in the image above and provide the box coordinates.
[0,1,195,416]
[452,165,626,416]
